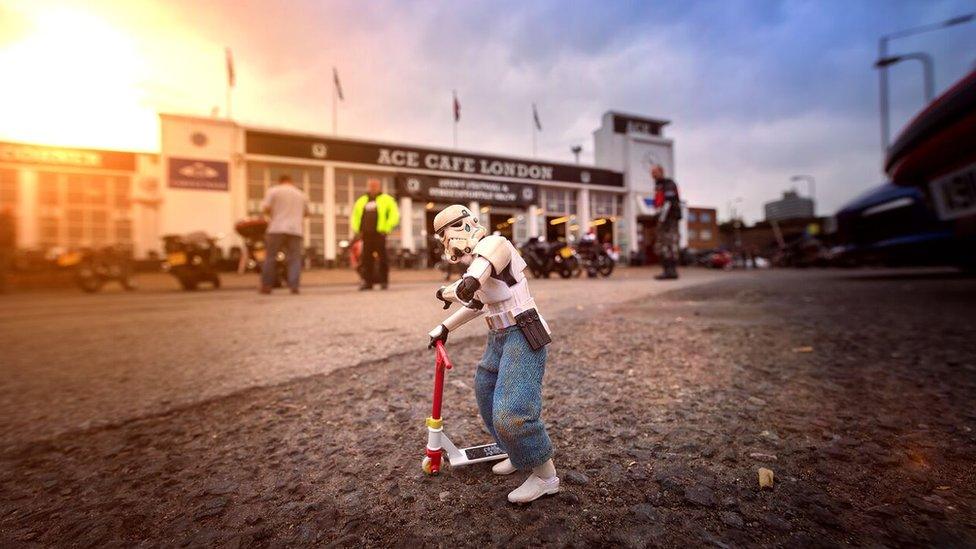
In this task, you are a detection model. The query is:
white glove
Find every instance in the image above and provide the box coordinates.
[428,324,449,349]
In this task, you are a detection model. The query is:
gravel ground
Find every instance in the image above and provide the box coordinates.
[1,269,974,547]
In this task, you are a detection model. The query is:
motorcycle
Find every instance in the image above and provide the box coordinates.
[161,232,221,290]
[55,246,136,293]
[696,249,733,269]
[520,237,552,278]
[234,217,287,287]
[576,238,616,278]
[520,237,581,279]
[555,242,582,278]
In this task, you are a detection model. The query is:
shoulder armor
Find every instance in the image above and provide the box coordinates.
[473,235,512,273]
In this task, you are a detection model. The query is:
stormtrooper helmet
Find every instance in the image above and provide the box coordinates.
[433,204,487,263]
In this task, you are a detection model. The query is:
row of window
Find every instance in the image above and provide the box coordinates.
[37,171,132,249]
[686,210,713,223]
[0,169,16,207]
[688,229,714,242]
[248,163,624,253]
[1,163,628,255]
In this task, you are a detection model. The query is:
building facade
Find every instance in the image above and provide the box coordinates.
[685,207,719,251]
[0,140,160,257]
[3,110,688,264]
[764,189,815,222]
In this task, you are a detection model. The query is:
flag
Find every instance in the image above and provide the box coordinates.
[453,90,460,122]
[225,47,235,88]
[532,103,542,131]
[333,67,344,101]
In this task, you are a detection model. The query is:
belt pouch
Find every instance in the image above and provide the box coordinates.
[514,308,551,351]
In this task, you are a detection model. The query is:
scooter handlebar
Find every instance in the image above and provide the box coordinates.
[434,340,453,370]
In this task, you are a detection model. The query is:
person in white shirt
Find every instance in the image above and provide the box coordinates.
[260,174,308,294]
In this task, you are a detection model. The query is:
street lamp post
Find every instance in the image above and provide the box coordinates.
[876,53,935,103]
[726,197,743,223]
[725,197,744,263]
[790,174,816,215]
[877,13,975,151]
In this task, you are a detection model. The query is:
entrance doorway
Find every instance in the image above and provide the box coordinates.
[546,216,567,242]
[593,218,614,245]
[636,217,659,265]
[488,213,515,241]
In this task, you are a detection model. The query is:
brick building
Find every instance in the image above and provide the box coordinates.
[685,206,719,251]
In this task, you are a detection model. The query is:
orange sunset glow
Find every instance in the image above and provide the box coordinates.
[0,3,160,150]
[0,1,257,152]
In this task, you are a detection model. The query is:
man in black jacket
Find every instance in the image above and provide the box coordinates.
[651,165,681,280]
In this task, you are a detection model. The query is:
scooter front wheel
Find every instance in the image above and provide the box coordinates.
[421,456,438,475]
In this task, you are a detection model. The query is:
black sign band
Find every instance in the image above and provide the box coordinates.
[396,174,538,208]
[246,131,623,187]
[0,141,137,171]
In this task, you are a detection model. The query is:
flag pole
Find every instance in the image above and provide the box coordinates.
[225,47,234,120]
[453,89,458,149]
[531,103,540,157]
[532,119,537,157]
[332,81,337,135]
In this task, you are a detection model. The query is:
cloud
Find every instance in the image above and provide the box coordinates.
[2,0,975,221]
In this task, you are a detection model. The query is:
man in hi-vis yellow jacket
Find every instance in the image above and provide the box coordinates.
[351,178,400,290]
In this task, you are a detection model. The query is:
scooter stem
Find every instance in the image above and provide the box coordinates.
[431,341,452,421]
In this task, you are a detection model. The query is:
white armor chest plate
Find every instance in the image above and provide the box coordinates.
[477,278,532,312]
[472,241,533,315]
[476,276,514,303]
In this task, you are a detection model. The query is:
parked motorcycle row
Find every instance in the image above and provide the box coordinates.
[75,216,308,292]
[159,217,290,291]
[55,246,136,293]
[50,224,619,293]
[519,237,617,279]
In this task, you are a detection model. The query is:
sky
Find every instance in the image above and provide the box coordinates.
[0,0,974,222]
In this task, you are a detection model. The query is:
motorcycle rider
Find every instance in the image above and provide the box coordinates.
[428,204,559,504]
[652,164,681,280]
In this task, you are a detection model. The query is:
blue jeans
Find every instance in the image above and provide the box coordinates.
[262,233,303,289]
[474,325,552,470]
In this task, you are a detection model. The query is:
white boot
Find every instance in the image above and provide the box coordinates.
[492,458,517,475]
[507,473,560,503]
[507,460,559,504]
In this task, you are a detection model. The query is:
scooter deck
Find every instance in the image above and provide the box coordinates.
[440,434,507,467]
[459,443,506,463]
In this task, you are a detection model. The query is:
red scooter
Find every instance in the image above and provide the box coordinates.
[422,341,507,475]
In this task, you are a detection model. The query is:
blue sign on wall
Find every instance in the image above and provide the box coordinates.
[168,158,229,191]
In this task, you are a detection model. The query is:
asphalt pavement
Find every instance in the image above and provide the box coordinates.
[1,267,973,547]
[0,266,726,449]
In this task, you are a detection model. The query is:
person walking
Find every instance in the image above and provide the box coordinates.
[351,178,399,290]
[651,164,682,280]
[260,174,308,294]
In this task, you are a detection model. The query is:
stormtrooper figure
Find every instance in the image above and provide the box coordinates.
[428,204,559,504]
